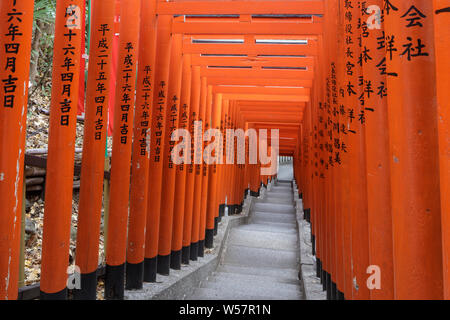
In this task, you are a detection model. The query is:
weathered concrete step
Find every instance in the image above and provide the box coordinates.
[237,223,297,235]
[266,192,293,199]
[218,264,300,280]
[252,220,296,229]
[228,228,298,250]
[211,271,300,286]
[189,287,288,300]
[253,202,295,214]
[200,277,302,300]
[270,187,292,192]
[262,197,294,205]
[223,245,299,269]
[252,211,297,224]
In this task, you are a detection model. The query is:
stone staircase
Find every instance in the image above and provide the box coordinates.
[187,180,303,300]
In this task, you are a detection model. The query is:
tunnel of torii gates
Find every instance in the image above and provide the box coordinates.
[0,0,449,301]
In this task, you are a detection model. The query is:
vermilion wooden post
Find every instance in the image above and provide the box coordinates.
[333,1,346,299]
[433,0,450,299]
[385,0,443,299]
[344,1,371,300]
[144,15,172,282]
[40,0,84,300]
[205,93,223,248]
[217,99,230,225]
[74,0,116,300]
[182,66,201,264]
[126,0,157,290]
[170,53,192,269]
[0,0,34,300]
[190,76,207,260]
[198,85,213,256]
[361,0,394,299]
[157,33,183,275]
[105,0,141,300]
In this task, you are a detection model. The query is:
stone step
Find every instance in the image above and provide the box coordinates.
[200,277,302,300]
[189,287,287,300]
[251,211,297,224]
[262,197,294,205]
[237,223,297,234]
[253,202,295,214]
[218,264,300,280]
[228,228,298,250]
[223,245,299,269]
[211,271,300,286]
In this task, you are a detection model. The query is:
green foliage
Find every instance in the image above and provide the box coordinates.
[33,0,56,26]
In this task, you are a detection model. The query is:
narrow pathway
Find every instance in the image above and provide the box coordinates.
[188,177,303,300]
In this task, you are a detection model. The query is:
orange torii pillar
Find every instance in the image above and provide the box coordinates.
[190,76,207,260]
[334,3,353,299]
[331,0,346,300]
[205,93,223,248]
[144,15,172,282]
[198,85,213,256]
[170,53,192,270]
[344,1,371,300]
[0,0,34,300]
[105,0,141,300]
[74,0,115,300]
[126,0,157,290]
[362,0,394,299]
[216,98,230,228]
[182,66,201,264]
[39,0,84,300]
[324,0,339,300]
[385,0,443,299]
[157,33,183,275]
[433,0,450,299]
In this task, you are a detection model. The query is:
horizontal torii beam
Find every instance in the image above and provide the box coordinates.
[201,67,314,79]
[183,39,318,55]
[157,1,325,15]
[223,93,309,102]
[207,78,313,87]
[191,54,315,69]
[173,20,323,35]
[213,86,310,96]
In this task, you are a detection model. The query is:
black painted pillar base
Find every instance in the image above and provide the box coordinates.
[190,242,198,261]
[299,192,303,199]
[304,208,311,222]
[125,261,144,290]
[235,203,243,214]
[326,273,332,300]
[40,287,67,300]
[198,239,205,257]
[250,190,259,197]
[337,291,345,300]
[170,250,182,270]
[331,281,337,300]
[205,228,214,249]
[316,258,322,278]
[227,204,235,215]
[312,234,316,256]
[72,271,97,300]
[104,264,125,300]
[214,217,219,236]
[181,245,190,265]
[157,254,170,276]
[322,270,327,290]
[143,257,157,282]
